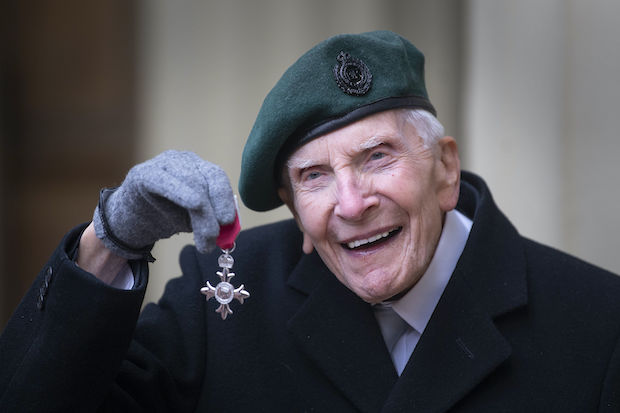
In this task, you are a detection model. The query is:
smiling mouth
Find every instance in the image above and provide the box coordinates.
[342,227,402,250]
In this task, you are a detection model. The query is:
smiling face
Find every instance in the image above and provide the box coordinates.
[278,110,461,304]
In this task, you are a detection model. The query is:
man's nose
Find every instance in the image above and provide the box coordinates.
[334,176,378,221]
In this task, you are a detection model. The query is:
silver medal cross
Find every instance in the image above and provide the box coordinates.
[201,247,250,320]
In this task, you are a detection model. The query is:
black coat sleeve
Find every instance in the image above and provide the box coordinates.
[0,225,148,412]
[98,245,211,412]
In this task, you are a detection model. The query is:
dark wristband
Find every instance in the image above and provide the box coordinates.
[97,188,156,263]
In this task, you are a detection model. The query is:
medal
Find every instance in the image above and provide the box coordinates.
[200,196,249,320]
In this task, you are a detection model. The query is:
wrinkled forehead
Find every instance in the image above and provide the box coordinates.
[285,135,381,169]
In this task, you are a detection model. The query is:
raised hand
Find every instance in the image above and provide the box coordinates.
[92,150,236,261]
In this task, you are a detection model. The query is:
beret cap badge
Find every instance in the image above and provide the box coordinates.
[333,51,372,96]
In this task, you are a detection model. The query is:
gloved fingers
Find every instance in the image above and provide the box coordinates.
[190,161,235,253]
[135,166,204,211]
[120,150,235,254]
[135,151,235,219]
[189,205,220,253]
[197,161,236,225]
[127,150,215,208]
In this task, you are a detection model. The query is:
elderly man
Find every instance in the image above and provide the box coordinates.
[1,31,620,412]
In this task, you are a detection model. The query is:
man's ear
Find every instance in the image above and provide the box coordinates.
[302,233,315,255]
[435,136,461,212]
[277,187,315,255]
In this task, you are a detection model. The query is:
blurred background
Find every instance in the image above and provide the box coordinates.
[1,0,619,330]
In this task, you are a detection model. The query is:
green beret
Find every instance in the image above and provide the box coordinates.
[239,30,435,212]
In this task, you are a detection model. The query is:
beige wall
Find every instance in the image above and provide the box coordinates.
[464,0,620,272]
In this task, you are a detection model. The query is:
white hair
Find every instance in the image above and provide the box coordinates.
[399,108,445,148]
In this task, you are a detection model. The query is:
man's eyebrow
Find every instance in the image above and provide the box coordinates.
[286,157,315,170]
[358,135,386,151]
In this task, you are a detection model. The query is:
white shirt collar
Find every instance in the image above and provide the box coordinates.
[391,209,472,334]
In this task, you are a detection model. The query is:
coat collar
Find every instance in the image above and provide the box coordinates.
[456,171,528,319]
[287,252,398,413]
[286,171,528,413]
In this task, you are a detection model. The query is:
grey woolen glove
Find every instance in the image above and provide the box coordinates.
[92,150,236,261]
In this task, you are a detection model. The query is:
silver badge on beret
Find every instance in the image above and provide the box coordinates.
[333,51,372,96]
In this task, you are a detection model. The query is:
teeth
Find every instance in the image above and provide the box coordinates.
[347,231,391,249]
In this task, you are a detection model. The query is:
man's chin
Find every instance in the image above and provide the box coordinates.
[349,284,399,304]
[345,270,422,304]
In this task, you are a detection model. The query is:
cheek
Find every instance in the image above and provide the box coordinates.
[294,194,331,238]
[373,173,420,209]
[377,162,417,187]
[381,165,438,208]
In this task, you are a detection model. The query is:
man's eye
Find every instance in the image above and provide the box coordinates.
[370,152,386,160]
[305,171,322,180]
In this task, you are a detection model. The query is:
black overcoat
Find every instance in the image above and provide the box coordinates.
[2,172,620,412]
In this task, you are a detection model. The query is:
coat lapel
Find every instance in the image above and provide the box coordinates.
[381,273,512,413]
[287,252,398,413]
